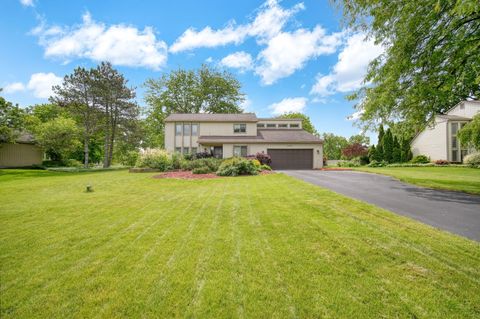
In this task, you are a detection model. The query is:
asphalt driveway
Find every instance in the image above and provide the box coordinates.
[282,170,480,241]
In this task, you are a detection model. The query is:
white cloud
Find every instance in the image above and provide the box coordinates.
[268,97,308,115]
[220,51,253,72]
[3,82,26,94]
[20,0,34,7]
[311,33,383,97]
[3,73,62,99]
[32,12,168,70]
[256,27,343,85]
[27,72,62,98]
[205,57,214,63]
[348,109,364,121]
[240,97,252,111]
[170,0,304,53]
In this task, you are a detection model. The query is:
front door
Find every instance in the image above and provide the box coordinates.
[213,146,223,159]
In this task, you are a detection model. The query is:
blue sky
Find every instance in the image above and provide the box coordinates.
[0,0,382,140]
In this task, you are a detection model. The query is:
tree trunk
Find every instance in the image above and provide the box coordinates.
[84,136,89,168]
[107,115,117,167]
[103,105,111,168]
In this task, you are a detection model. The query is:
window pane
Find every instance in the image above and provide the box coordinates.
[183,123,191,135]
[267,123,276,128]
[175,147,181,153]
[234,124,246,133]
[452,150,458,161]
[241,146,247,157]
[257,123,265,128]
[175,124,182,136]
[191,124,198,136]
[233,146,241,157]
[290,124,299,128]
[191,147,197,154]
[183,148,190,154]
[452,136,457,148]
[279,124,288,128]
[451,123,458,134]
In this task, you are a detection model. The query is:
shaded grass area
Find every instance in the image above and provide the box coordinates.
[1,170,479,318]
[353,166,480,194]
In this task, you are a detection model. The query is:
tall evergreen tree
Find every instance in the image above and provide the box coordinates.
[400,138,411,162]
[376,125,385,161]
[368,145,377,162]
[383,128,394,163]
[392,136,401,163]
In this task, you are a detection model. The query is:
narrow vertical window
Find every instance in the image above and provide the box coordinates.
[175,123,182,136]
[192,124,198,136]
[183,123,191,136]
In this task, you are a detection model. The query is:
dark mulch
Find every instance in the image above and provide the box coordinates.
[153,171,219,179]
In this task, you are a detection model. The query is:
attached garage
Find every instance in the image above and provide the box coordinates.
[267,149,313,170]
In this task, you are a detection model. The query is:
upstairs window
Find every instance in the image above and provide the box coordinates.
[266,123,276,128]
[234,123,246,133]
[257,123,265,128]
[289,123,299,128]
[175,123,182,136]
[192,123,198,136]
[278,124,288,128]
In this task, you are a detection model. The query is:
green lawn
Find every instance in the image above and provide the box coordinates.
[1,170,479,318]
[352,166,480,194]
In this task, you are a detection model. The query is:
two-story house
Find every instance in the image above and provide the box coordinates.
[411,100,480,162]
[164,113,323,169]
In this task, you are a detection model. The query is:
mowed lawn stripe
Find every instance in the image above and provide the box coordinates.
[0,170,479,318]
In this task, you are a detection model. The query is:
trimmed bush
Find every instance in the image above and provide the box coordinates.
[118,150,139,167]
[171,152,183,169]
[260,164,272,171]
[193,152,213,159]
[64,159,83,168]
[216,157,259,176]
[434,159,450,165]
[368,160,388,167]
[411,155,430,164]
[464,152,480,168]
[181,158,222,172]
[135,149,171,171]
[192,166,211,174]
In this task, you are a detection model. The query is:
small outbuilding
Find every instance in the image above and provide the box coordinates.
[0,133,43,168]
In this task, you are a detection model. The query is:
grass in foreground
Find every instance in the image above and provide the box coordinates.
[1,170,479,318]
[353,166,480,194]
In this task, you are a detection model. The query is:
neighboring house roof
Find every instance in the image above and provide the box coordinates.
[437,114,471,121]
[197,129,323,144]
[257,118,303,121]
[165,113,258,122]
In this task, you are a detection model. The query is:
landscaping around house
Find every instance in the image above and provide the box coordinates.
[1,169,479,318]
[353,166,480,194]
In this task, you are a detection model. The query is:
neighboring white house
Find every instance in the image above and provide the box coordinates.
[164,113,323,169]
[411,101,480,162]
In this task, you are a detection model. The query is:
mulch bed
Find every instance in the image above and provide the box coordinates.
[153,171,219,179]
[318,167,353,171]
[153,170,275,180]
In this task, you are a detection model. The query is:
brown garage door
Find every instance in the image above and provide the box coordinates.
[267,149,313,170]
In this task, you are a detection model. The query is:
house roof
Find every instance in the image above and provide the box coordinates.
[437,114,472,121]
[197,129,323,144]
[165,113,258,122]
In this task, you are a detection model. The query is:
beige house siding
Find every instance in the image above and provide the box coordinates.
[411,118,448,160]
[0,143,43,168]
[164,122,175,151]
[448,101,480,119]
[219,143,323,169]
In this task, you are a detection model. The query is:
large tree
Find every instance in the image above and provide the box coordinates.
[458,114,480,150]
[52,67,102,167]
[337,0,480,130]
[322,133,349,160]
[143,65,244,148]
[93,62,138,167]
[0,94,26,143]
[277,112,318,135]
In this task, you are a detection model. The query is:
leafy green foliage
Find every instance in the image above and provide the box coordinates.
[411,155,430,164]
[143,65,245,148]
[277,112,318,135]
[33,116,81,162]
[382,129,394,163]
[135,149,171,171]
[216,157,259,176]
[322,133,349,160]
[392,136,401,163]
[458,114,480,149]
[0,96,26,143]
[181,157,223,173]
[192,166,211,174]
[337,0,480,130]
[463,152,480,167]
